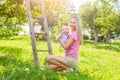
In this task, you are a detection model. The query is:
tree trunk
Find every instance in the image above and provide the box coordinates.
[94,33,98,45]
[105,30,110,44]
[108,31,112,46]
[105,30,111,44]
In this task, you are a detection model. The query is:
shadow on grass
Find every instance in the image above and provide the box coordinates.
[0,46,24,56]
[83,40,120,52]
[0,35,30,41]
[94,43,120,52]
[83,40,94,45]
[0,54,93,80]
[65,71,93,80]
[0,55,93,80]
[0,54,19,67]
[38,69,93,80]
[0,54,35,80]
[0,35,11,40]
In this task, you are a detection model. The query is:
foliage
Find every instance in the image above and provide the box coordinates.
[79,1,100,44]
[30,0,69,33]
[0,0,69,36]
[83,34,89,40]
[0,0,27,36]
[79,0,120,44]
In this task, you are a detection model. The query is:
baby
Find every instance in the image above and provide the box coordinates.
[61,25,69,43]
[56,25,69,56]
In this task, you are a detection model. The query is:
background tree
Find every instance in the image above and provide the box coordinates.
[0,0,27,36]
[95,0,120,43]
[79,0,120,44]
[79,1,100,44]
[44,0,70,38]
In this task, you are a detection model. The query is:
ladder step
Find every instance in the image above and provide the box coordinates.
[35,32,47,35]
[37,50,49,52]
[32,16,43,19]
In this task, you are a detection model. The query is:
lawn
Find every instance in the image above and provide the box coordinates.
[0,36,120,80]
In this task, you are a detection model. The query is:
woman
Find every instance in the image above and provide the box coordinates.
[46,16,82,71]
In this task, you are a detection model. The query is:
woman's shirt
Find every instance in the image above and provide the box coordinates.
[65,31,80,58]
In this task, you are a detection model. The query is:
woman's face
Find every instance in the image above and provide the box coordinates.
[70,18,76,31]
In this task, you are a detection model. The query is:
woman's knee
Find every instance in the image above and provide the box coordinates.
[45,55,53,62]
[46,55,50,62]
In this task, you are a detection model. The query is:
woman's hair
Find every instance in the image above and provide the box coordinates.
[71,16,83,45]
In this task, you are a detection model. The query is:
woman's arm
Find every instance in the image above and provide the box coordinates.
[59,38,74,50]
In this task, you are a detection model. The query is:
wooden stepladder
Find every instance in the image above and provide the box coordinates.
[25,0,53,68]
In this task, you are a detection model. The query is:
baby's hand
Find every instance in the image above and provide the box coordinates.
[56,34,62,40]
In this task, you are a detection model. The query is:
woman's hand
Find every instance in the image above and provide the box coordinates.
[60,38,74,50]
[56,33,74,50]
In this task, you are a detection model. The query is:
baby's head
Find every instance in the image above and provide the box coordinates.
[61,25,69,34]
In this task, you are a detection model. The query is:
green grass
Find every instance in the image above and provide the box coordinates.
[0,36,120,80]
